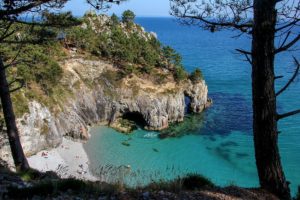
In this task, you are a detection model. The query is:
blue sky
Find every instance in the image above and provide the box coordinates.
[63,0,170,17]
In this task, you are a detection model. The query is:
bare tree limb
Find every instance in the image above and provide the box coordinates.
[275,75,284,80]
[276,57,300,96]
[277,109,300,120]
[275,34,300,54]
[236,48,252,64]
[236,48,252,55]
[276,19,300,32]
[181,14,252,33]
[278,31,291,50]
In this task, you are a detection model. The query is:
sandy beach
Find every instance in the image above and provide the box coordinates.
[27,138,97,181]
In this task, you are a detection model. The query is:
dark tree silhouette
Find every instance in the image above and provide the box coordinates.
[170,0,299,199]
[0,0,125,172]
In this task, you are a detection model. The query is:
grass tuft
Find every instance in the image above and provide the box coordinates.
[181,173,215,190]
[142,173,214,192]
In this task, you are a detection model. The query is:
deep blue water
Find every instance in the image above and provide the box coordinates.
[84,17,300,195]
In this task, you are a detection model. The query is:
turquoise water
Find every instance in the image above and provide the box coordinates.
[84,18,300,194]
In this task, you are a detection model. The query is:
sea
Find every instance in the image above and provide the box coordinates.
[83,17,300,195]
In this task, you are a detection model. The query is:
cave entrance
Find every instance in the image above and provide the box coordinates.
[122,111,147,128]
[184,94,192,115]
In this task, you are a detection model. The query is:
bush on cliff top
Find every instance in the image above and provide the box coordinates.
[189,68,203,83]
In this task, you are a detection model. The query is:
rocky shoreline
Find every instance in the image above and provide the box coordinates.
[0,58,210,170]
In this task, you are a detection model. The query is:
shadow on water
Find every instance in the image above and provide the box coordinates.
[202,92,253,136]
[159,92,253,139]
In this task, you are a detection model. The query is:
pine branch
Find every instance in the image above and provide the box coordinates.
[0,1,50,18]
[182,14,252,33]
[277,109,300,120]
[275,34,300,54]
[236,48,252,64]
[276,19,300,32]
[9,79,25,93]
[8,78,23,87]
[278,31,291,50]
[275,75,284,80]
[276,57,300,96]
[236,49,251,55]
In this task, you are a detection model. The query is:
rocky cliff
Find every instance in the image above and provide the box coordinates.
[0,58,209,167]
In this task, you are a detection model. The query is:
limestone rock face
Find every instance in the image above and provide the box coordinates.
[17,101,62,156]
[0,59,210,167]
[185,81,209,113]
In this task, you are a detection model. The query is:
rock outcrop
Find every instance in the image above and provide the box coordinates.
[1,59,210,169]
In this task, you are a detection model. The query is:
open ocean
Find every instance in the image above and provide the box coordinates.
[84,17,300,195]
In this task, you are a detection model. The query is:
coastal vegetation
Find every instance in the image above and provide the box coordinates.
[0,166,280,200]
[0,10,202,119]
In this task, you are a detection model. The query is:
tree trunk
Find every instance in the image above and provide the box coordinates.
[252,0,291,199]
[0,57,29,171]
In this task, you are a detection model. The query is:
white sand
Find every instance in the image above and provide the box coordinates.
[27,138,98,181]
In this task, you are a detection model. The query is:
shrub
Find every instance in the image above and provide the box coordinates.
[181,173,214,190]
[111,13,119,25]
[144,173,214,192]
[141,65,154,74]
[162,46,182,67]
[124,64,138,75]
[174,66,188,82]
[122,10,135,24]
[189,68,203,83]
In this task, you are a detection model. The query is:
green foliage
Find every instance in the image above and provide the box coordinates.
[111,13,119,25]
[296,186,300,200]
[174,66,188,82]
[11,92,29,117]
[141,65,154,74]
[144,173,214,192]
[65,25,96,50]
[124,64,138,75]
[122,10,136,24]
[162,46,182,67]
[189,68,203,83]
[19,168,42,182]
[180,173,214,190]
[0,12,193,117]
[42,11,82,28]
[152,71,168,84]
[14,45,63,92]
[64,13,185,79]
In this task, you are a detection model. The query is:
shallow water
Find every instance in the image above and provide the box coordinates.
[84,18,300,195]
